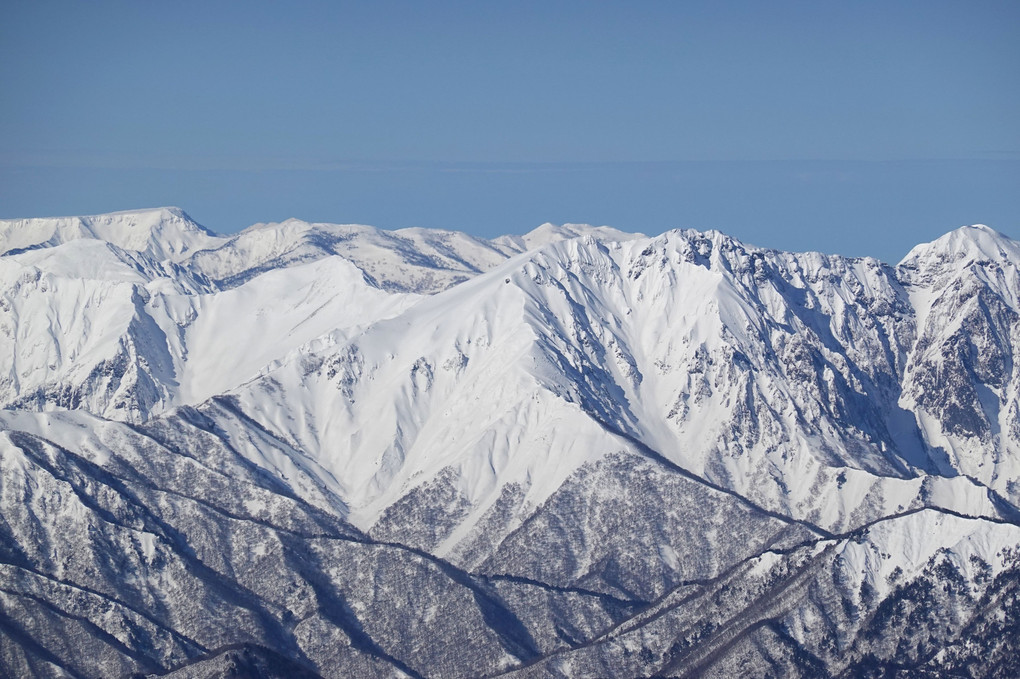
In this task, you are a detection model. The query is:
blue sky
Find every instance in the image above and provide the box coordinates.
[2,1,1017,262]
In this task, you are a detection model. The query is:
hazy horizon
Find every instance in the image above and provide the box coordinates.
[2,1,1017,264]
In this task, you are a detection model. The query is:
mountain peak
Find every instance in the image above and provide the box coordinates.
[494,222,643,252]
[899,224,1019,269]
[0,206,222,261]
[97,205,188,220]
[82,206,217,237]
[3,209,1020,677]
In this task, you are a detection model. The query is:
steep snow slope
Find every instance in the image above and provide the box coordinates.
[0,240,185,420]
[1,211,1019,678]
[898,225,1020,504]
[220,228,1015,544]
[0,409,639,679]
[0,210,632,421]
[162,256,420,406]
[2,408,1016,679]
[0,239,419,421]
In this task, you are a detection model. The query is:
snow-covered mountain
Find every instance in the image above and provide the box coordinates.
[0,209,637,422]
[1,208,1018,678]
[0,206,222,262]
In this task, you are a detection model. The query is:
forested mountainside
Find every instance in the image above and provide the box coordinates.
[2,208,1018,678]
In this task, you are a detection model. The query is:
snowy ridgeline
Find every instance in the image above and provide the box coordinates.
[1,207,1019,678]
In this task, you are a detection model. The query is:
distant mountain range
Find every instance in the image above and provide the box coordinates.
[1,208,1018,678]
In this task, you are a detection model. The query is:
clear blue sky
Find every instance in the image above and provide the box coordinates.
[2,0,1017,262]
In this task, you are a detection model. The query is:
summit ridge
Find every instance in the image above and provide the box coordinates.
[1,211,1018,678]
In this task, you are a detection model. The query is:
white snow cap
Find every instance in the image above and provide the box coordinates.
[899,224,1020,268]
[0,206,223,261]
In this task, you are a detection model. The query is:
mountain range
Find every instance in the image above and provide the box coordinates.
[1,207,1018,678]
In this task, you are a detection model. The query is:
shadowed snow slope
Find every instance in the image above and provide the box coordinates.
[0,210,630,421]
[1,211,1018,678]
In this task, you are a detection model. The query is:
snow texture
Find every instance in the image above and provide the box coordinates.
[1,208,1018,678]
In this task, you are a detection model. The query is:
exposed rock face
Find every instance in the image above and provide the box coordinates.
[1,210,1018,677]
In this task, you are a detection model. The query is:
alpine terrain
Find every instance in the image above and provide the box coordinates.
[1,207,1019,678]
